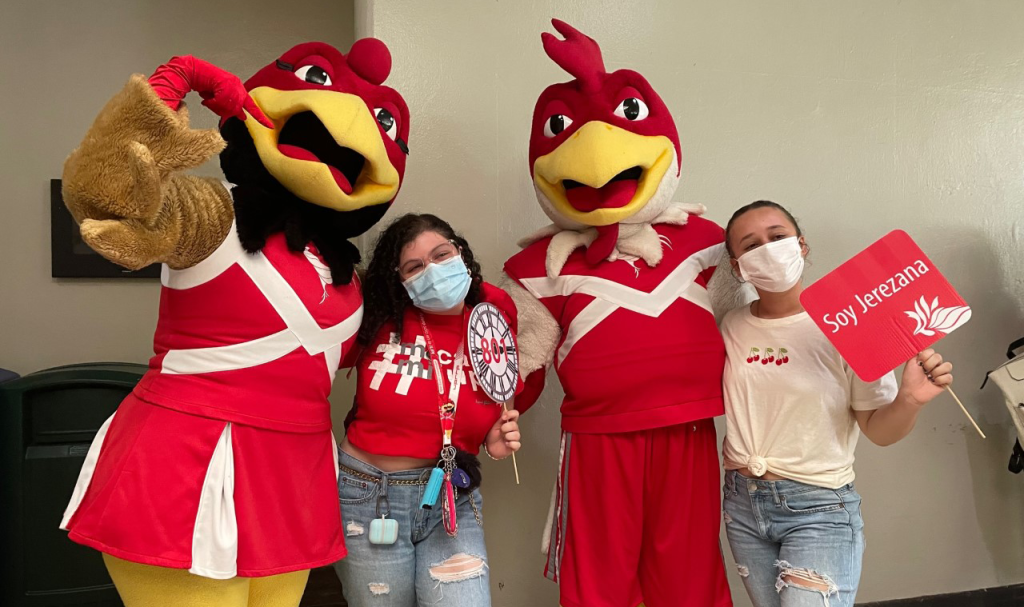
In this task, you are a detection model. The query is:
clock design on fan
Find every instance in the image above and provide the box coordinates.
[467,303,519,404]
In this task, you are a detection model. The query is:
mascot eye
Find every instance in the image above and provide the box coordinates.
[295,65,332,86]
[543,114,573,138]
[614,97,649,121]
[375,108,397,140]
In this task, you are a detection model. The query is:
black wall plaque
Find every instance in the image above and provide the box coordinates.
[50,179,160,279]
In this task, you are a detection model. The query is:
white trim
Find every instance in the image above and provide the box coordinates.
[679,280,713,314]
[158,197,363,373]
[557,282,712,365]
[162,220,245,290]
[161,329,301,375]
[519,242,723,315]
[189,423,238,580]
[538,243,722,365]
[331,432,340,482]
[325,343,343,383]
[541,432,565,555]
[557,300,616,365]
[60,411,117,530]
[238,252,363,355]
[159,238,362,375]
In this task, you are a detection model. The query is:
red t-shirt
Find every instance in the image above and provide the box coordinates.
[346,285,519,459]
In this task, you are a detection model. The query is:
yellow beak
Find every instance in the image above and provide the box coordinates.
[245,86,400,212]
[533,121,674,226]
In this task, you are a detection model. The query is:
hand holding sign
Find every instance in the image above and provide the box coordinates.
[903,349,955,401]
[484,408,522,458]
[800,231,983,438]
[468,302,522,483]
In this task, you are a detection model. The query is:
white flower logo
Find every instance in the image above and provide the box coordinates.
[904,296,971,336]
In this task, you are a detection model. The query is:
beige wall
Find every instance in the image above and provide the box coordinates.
[4,0,1024,605]
[359,1,1024,605]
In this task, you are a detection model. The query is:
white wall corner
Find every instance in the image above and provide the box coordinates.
[354,0,375,38]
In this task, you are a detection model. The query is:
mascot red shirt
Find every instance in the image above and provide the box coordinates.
[502,21,735,607]
[59,40,408,606]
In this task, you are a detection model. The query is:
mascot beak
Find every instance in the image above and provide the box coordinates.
[533,121,675,227]
[244,86,400,212]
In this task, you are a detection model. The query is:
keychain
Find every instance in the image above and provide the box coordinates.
[438,445,459,537]
[441,474,458,537]
[420,466,445,509]
[450,467,472,489]
[369,515,398,545]
[369,490,398,545]
[417,312,467,538]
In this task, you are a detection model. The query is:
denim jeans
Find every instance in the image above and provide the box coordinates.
[333,450,491,607]
[723,470,865,607]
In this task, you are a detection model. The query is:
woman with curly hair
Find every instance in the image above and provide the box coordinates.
[334,213,523,607]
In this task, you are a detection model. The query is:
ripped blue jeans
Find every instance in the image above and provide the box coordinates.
[333,449,491,607]
[723,470,865,607]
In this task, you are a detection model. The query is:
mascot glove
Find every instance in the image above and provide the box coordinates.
[148,55,273,128]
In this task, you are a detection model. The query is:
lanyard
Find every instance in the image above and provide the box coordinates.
[417,312,466,448]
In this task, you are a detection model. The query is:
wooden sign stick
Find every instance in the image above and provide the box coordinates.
[503,402,521,485]
[945,386,985,439]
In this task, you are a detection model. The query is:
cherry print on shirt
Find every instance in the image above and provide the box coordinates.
[746,346,791,366]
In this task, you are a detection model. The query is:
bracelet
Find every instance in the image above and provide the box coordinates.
[482,442,505,461]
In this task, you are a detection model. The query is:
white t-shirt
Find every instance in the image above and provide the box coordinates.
[721,305,898,489]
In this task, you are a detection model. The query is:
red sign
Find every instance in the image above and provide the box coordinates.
[800,230,971,382]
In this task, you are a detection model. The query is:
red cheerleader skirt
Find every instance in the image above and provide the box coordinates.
[60,394,345,578]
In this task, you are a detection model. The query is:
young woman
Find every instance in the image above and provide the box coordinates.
[720,201,953,607]
[334,213,522,607]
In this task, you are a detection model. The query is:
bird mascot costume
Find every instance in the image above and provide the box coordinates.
[59,38,409,607]
[502,20,736,607]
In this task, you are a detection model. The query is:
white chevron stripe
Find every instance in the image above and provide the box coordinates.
[158,203,362,374]
[161,220,245,290]
[520,242,723,317]
[161,330,300,375]
[557,300,615,364]
[540,243,722,365]
[238,252,363,356]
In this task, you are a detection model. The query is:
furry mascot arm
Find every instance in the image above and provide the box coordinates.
[499,272,559,410]
[707,249,753,324]
[62,58,261,271]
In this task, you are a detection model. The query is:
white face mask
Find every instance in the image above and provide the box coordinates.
[737,236,805,293]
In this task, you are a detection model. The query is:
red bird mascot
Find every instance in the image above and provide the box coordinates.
[59,39,409,606]
[502,20,736,607]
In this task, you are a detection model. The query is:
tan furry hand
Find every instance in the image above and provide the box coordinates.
[62,76,233,270]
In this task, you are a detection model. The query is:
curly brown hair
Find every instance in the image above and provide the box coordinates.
[357,213,485,347]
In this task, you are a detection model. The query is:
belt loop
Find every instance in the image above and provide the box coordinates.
[376,473,391,518]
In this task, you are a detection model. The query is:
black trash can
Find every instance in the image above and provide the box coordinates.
[0,362,146,607]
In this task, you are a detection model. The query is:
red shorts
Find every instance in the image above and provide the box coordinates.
[545,420,732,607]
[61,394,345,578]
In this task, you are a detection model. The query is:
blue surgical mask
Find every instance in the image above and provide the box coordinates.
[402,255,472,312]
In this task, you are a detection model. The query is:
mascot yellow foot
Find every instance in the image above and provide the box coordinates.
[104,555,309,607]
